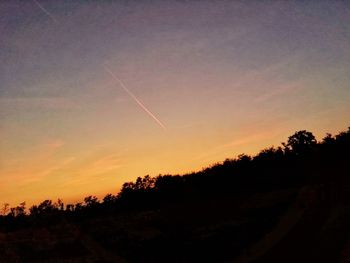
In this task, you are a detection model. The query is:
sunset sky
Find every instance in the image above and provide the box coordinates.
[1,0,349,207]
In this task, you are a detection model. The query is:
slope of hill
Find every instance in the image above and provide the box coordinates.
[0,128,349,262]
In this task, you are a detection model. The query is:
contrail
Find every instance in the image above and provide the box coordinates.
[32,0,165,131]
[103,64,167,131]
[33,0,58,24]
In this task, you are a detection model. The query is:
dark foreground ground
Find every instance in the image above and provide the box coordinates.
[1,181,350,263]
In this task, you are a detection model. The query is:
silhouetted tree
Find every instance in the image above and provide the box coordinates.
[134,175,155,191]
[30,200,56,215]
[103,194,117,204]
[285,130,317,155]
[57,199,64,211]
[75,202,83,211]
[1,203,10,216]
[66,204,75,212]
[237,153,252,162]
[322,133,335,144]
[254,147,284,162]
[118,175,156,199]
[8,202,26,217]
[84,196,99,207]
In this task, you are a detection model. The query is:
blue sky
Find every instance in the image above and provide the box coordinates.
[1,0,349,206]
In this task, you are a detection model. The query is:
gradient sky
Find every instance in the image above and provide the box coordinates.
[1,0,349,207]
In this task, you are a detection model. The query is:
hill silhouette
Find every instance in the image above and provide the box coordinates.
[0,127,350,262]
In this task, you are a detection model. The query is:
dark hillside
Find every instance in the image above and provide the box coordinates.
[0,128,350,262]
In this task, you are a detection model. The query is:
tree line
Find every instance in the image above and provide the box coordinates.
[1,127,349,229]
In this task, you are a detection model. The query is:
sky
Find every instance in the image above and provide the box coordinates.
[1,0,350,207]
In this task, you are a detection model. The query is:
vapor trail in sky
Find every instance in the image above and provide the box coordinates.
[33,0,58,24]
[103,64,167,131]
